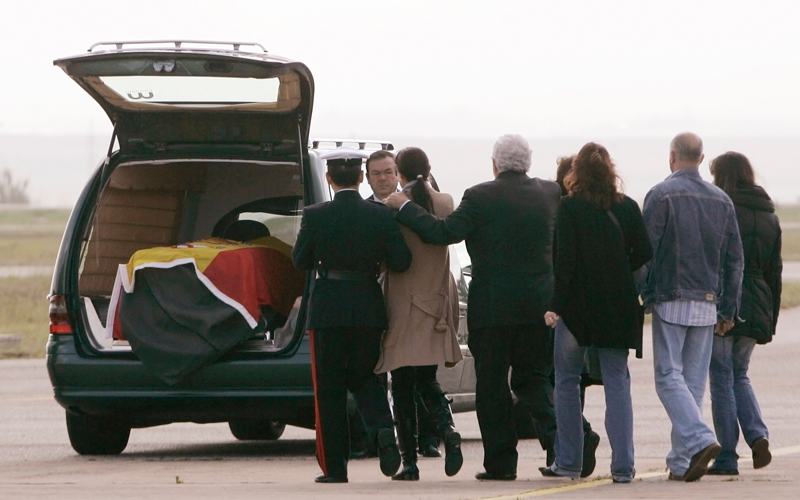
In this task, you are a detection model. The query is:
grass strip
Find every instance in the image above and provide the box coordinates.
[0,275,51,359]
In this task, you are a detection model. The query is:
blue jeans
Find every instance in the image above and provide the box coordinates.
[651,311,718,475]
[551,320,635,481]
[709,335,769,470]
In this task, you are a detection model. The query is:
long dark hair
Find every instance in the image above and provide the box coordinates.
[555,155,574,196]
[710,151,755,195]
[395,147,433,213]
[564,142,623,210]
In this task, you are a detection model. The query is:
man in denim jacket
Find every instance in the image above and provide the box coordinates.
[639,132,744,482]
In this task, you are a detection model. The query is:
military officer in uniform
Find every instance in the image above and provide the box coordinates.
[293,152,413,483]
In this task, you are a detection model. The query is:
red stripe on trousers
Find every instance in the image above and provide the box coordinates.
[308,329,328,475]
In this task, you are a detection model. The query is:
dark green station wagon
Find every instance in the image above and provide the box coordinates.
[47,41,476,455]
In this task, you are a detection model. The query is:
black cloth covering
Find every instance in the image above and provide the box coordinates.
[120,264,261,385]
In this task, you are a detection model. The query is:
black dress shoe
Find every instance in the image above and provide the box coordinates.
[349,447,369,460]
[443,428,463,477]
[685,442,721,482]
[539,467,573,479]
[581,430,600,478]
[706,467,739,475]
[376,427,401,477]
[751,437,772,469]
[419,443,442,458]
[315,474,348,483]
[475,471,516,481]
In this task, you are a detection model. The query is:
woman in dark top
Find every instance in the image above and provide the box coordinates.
[707,151,782,475]
[541,142,652,482]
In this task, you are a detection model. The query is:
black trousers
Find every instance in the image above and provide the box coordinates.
[310,327,393,477]
[390,365,439,419]
[468,323,556,475]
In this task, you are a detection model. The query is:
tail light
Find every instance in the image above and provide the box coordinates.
[49,295,74,334]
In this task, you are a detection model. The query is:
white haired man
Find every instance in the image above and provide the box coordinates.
[640,132,744,482]
[385,134,560,480]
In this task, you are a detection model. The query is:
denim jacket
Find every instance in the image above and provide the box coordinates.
[639,168,744,321]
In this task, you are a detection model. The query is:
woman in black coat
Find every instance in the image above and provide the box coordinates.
[541,143,652,482]
[707,151,782,475]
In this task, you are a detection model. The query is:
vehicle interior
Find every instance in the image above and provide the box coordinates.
[77,159,306,354]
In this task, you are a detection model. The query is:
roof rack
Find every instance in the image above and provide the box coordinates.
[87,40,267,54]
[310,139,394,151]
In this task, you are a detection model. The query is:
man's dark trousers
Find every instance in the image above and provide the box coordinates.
[469,323,556,475]
[310,326,393,478]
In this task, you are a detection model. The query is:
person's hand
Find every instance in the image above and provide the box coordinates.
[714,318,735,335]
[544,311,560,327]
[384,191,410,210]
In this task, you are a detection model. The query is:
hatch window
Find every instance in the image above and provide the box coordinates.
[99,75,280,104]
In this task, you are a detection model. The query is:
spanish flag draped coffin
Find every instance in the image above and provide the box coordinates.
[108,237,304,385]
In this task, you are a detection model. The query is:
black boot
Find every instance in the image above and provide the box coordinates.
[392,414,419,481]
[419,385,463,477]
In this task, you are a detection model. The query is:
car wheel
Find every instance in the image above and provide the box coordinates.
[513,401,538,440]
[66,412,130,455]
[228,420,286,440]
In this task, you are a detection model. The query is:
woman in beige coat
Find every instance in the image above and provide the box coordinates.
[375,147,463,480]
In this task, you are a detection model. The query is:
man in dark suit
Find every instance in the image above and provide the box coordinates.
[293,156,412,483]
[385,134,560,481]
[365,150,399,202]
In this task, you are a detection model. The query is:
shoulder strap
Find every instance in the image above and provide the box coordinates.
[606,209,624,242]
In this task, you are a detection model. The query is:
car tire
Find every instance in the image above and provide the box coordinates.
[513,401,538,440]
[229,420,286,440]
[66,412,130,455]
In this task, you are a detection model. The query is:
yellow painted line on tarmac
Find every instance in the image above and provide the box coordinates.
[475,444,800,500]
[1,396,52,402]
[770,444,800,457]
[473,472,666,500]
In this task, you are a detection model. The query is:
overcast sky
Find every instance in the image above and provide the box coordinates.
[2,0,800,140]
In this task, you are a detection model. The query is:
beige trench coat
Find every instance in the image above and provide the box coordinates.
[375,188,463,373]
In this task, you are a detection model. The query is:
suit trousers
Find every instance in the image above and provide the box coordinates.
[468,323,557,475]
[310,327,394,478]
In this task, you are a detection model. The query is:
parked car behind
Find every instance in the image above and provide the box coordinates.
[47,41,476,455]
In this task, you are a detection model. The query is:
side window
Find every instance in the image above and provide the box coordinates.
[237,211,302,247]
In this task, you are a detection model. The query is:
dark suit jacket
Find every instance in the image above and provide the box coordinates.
[396,170,561,331]
[293,190,412,329]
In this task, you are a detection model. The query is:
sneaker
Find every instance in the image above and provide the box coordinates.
[751,438,772,469]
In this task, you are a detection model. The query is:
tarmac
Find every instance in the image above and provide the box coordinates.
[2,306,800,499]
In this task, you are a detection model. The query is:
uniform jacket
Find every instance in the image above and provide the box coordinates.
[727,185,782,344]
[551,195,652,351]
[375,188,463,373]
[292,190,412,329]
[639,168,744,321]
[396,170,562,331]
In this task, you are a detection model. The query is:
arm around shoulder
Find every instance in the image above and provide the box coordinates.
[396,188,482,245]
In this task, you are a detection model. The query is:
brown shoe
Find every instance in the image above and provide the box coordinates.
[751,438,772,469]
[685,443,721,482]
[668,472,685,481]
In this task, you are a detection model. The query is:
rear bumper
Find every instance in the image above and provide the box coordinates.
[46,335,315,427]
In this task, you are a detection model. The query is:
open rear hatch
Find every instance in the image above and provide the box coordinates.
[54,41,314,153]
[54,42,314,382]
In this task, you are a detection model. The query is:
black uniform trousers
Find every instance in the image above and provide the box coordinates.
[310,326,393,478]
[468,323,557,476]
